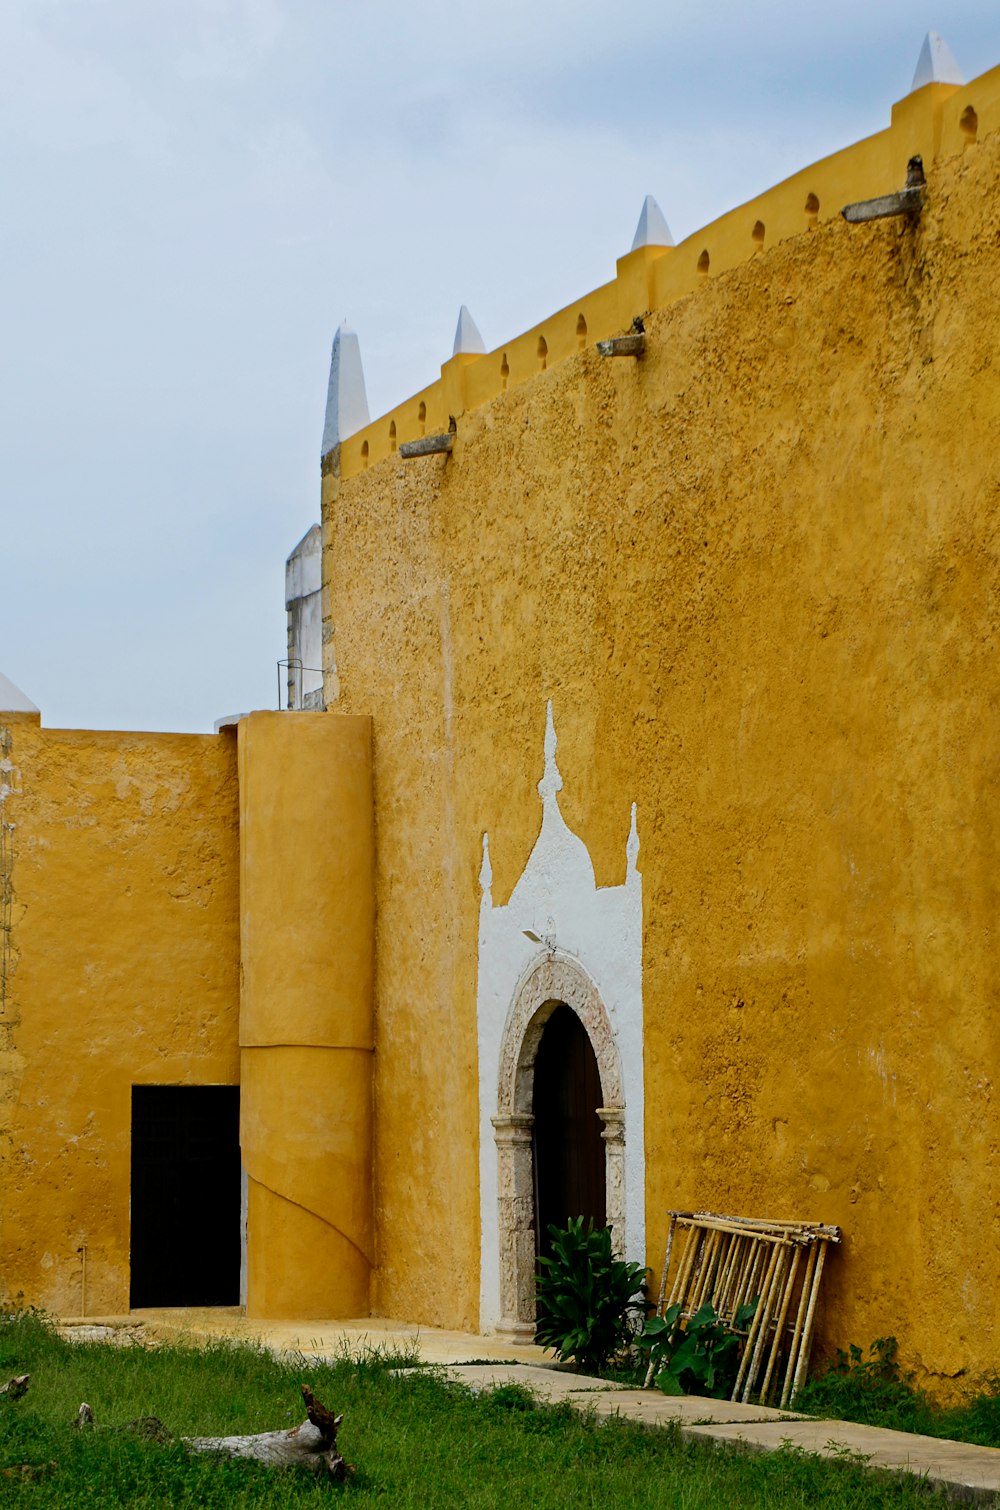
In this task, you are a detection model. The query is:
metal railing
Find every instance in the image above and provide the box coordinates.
[277,660,324,711]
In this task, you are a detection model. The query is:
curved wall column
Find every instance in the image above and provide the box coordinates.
[238,711,375,1319]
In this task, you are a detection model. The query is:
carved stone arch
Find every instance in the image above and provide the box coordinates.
[497,954,624,1117]
[492,954,626,1343]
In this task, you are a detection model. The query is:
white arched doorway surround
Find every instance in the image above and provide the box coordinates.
[492,955,626,1341]
[476,702,644,1339]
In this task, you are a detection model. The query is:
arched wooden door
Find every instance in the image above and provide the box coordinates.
[531,1003,606,1257]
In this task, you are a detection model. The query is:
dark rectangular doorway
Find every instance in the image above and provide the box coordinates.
[130,1085,241,1308]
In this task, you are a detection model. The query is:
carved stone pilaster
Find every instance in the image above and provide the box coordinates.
[492,1114,536,1340]
[598,1107,626,1259]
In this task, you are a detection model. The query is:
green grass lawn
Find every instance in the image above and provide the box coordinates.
[0,1311,971,1508]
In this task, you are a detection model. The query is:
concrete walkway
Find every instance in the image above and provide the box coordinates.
[57,1311,1000,1503]
[441,1363,1000,1504]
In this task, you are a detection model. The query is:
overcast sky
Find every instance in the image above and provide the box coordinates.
[3,1,998,733]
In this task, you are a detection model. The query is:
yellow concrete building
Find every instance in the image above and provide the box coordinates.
[0,700,373,1321]
[4,36,1000,1394]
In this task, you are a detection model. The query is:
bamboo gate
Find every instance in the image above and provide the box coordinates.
[644,1211,841,1407]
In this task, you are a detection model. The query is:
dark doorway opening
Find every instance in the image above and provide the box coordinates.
[130,1085,241,1308]
[532,1004,606,1259]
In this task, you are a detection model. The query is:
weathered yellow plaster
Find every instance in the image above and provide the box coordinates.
[238,712,375,1318]
[0,722,240,1316]
[322,122,1000,1386]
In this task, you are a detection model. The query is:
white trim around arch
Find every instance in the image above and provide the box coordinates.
[475,702,644,1337]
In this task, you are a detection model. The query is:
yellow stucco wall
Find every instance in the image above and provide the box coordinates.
[238,711,375,1318]
[322,120,1000,1384]
[0,719,240,1316]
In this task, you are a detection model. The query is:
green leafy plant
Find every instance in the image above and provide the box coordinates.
[534,1217,647,1373]
[940,1375,1000,1447]
[638,1299,757,1399]
[796,1336,935,1432]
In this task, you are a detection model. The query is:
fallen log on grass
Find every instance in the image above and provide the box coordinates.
[185,1385,349,1480]
[74,1384,350,1480]
[0,1374,29,1400]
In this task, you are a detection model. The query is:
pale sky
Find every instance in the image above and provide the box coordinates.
[3,1,998,732]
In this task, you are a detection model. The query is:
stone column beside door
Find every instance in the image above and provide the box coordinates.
[492,1113,536,1343]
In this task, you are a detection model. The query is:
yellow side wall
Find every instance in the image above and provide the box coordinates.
[238,711,375,1318]
[0,721,240,1315]
[323,129,1000,1385]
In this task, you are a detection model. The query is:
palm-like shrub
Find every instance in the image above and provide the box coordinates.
[534,1217,647,1373]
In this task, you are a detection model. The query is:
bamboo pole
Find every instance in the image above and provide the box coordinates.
[712,1232,738,1314]
[686,1228,710,1315]
[673,1227,703,1315]
[732,1241,780,1402]
[748,1237,771,1300]
[666,1227,694,1310]
[654,1214,678,1316]
[643,1214,678,1389]
[664,1226,691,1309]
[687,1229,710,1314]
[789,1239,828,1405]
[734,1237,767,1317]
[685,1213,840,1242]
[780,1240,819,1408]
[756,1245,792,1405]
[760,1243,800,1405]
[691,1209,840,1230]
[713,1233,741,1319]
[690,1229,720,1313]
[728,1237,755,1318]
[750,1238,771,1291]
[731,1235,755,1320]
[676,1217,798,1241]
[706,1229,726,1305]
[740,1241,787,1403]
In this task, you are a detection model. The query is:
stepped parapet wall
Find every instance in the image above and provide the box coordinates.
[322,55,1000,484]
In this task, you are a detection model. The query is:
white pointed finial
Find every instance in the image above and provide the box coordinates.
[911,32,963,91]
[321,321,370,457]
[537,700,563,806]
[479,832,493,898]
[0,672,39,715]
[626,802,640,880]
[453,305,486,357]
[631,195,674,251]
